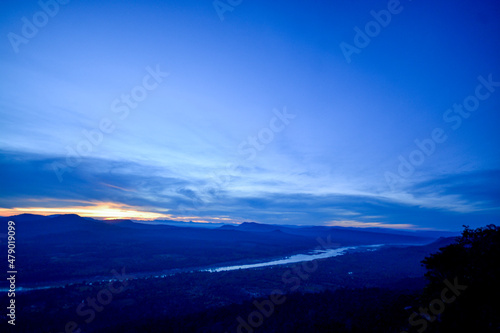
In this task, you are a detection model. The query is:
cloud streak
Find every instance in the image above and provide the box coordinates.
[1,1,499,231]
[0,150,498,230]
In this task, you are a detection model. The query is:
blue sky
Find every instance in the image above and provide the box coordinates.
[0,0,499,230]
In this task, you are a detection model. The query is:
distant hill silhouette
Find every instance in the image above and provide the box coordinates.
[0,213,438,285]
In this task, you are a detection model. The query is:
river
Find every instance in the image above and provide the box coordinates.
[0,244,385,292]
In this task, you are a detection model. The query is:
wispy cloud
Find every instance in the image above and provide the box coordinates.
[325,220,425,230]
[0,150,498,229]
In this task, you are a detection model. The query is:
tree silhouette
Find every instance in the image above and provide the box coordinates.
[419,224,500,332]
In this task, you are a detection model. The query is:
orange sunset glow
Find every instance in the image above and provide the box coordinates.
[0,202,175,220]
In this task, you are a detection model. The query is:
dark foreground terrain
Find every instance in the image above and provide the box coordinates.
[0,215,498,332]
